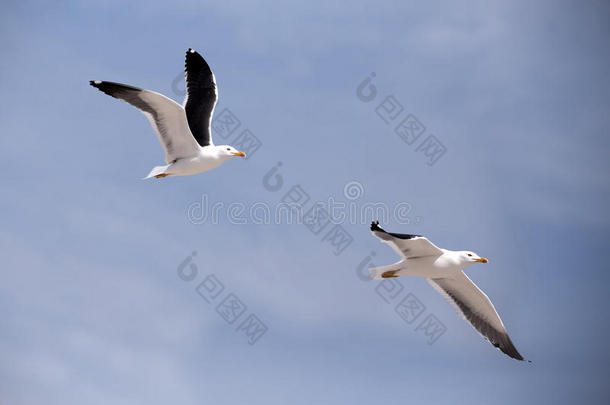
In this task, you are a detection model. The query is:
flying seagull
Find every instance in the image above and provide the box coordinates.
[369,221,527,361]
[90,49,246,179]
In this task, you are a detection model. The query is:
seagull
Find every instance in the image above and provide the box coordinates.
[90,49,246,179]
[369,221,527,361]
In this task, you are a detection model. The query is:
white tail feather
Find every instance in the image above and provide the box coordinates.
[144,165,169,179]
[369,262,405,280]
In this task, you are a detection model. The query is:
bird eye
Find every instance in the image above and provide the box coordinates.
[226,148,230,151]
[467,253,472,257]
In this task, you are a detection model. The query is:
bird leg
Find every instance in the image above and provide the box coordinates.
[381,270,400,278]
[155,173,170,178]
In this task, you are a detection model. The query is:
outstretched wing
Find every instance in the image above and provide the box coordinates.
[89,80,200,163]
[428,272,526,361]
[183,49,218,147]
[370,221,443,259]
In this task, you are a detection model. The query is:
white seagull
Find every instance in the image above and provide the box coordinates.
[369,221,527,361]
[90,49,246,179]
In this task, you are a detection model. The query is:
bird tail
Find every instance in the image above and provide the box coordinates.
[369,267,386,280]
[143,165,169,179]
[369,262,405,280]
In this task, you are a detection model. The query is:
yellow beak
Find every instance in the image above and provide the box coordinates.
[475,257,488,263]
[232,151,246,157]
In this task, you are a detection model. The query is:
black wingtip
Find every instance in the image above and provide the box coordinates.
[370,221,422,240]
[185,48,204,68]
[370,220,383,232]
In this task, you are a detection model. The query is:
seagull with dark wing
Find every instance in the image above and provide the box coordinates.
[90,49,246,179]
[369,221,528,361]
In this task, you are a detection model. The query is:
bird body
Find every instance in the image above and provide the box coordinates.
[369,221,527,361]
[90,49,245,179]
[144,145,241,179]
[375,253,463,279]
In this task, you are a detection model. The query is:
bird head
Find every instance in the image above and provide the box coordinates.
[460,251,488,266]
[217,145,246,158]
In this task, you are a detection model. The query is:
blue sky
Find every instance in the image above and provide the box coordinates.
[1,0,609,404]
